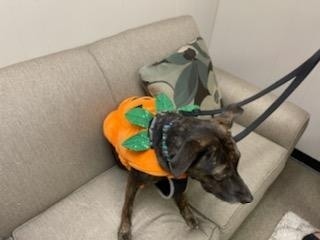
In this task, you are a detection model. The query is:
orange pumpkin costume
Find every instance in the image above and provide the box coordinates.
[103,96,173,177]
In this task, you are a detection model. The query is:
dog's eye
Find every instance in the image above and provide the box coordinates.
[213,173,227,182]
[213,168,234,181]
[207,171,228,182]
[195,150,213,162]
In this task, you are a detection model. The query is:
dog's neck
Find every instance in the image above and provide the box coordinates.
[150,112,190,172]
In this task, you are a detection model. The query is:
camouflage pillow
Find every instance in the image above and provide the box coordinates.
[139,37,222,110]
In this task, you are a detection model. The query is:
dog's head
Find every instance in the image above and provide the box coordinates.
[169,105,253,204]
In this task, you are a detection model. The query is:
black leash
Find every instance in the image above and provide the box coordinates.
[180,49,320,142]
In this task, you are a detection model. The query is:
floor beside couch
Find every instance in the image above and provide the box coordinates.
[231,158,320,240]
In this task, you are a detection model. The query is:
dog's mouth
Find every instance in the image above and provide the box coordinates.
[212,192,242,204]
[200,179,254,204]
[217,191,253,204]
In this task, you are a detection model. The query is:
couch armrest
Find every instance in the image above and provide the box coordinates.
[215,67,310,151]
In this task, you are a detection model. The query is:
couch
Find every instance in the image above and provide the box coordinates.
[0,16,309,240]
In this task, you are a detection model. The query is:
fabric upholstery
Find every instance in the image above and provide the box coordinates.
[186,123,288,240]
[88,15,199,103]
[0,48,116,236]
[215,67,310,151]
[12,167,219,240]
[139,36,221,110]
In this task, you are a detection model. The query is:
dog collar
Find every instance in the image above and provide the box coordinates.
[147,113,180,176]
[149,117,190,199]
[160,119,180,173]
[161,121,173,161]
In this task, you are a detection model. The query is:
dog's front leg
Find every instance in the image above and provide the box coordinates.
[118,172,140,240]
[174,193,199,229]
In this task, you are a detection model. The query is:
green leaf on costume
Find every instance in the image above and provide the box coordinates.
[178,104,200,112]
[155,93,175,113]
[122,130,151,151]
[125,107,153,128]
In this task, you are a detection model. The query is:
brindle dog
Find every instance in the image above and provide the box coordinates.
[117,104,253,240]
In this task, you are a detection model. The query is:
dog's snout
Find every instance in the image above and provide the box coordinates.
[239,193,253,204]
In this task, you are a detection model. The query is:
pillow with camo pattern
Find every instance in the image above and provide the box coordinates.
[139,37,222,110]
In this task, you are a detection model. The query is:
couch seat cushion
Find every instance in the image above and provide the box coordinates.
[186,123,288,239]
[13,167,219,240]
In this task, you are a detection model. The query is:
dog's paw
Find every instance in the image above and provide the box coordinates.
[118,231,131,240]
[179,205,200,230]
[185,215,200,230]
[118,228,132,240]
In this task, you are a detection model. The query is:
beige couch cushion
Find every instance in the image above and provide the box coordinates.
[215,68,310,151]
[186,123,288,240]
[88,15,199,103]
[12,167,219,240]
[0,48,116,236]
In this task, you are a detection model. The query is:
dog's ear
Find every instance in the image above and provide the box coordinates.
[169,139,201,178]
[169,137,210,178]
[215,104,243,129]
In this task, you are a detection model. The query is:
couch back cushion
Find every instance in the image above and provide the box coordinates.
[88,15,199,103]
[0,48,116,236]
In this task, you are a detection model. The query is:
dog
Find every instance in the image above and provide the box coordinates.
[104,96,253,240]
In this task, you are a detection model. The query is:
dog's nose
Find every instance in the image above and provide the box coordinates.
[240,193,253,204]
